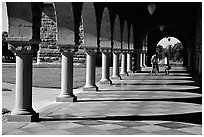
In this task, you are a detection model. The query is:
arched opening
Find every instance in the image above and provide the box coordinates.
[146,26,187,67]
[128,24,134,51]
[122,21,128,51]
[2,2,8,32]
[2,3,15,62]
[157,36,183,67]
[112,15,121,50]
[100,7,111,49]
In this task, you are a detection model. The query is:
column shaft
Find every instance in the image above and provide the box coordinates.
[120,52,128,76]
[83,50,98,91]
[56,52,77,102]
[11,54,35,115]
[100,51,112,84]
[111,52,121,80]
[133,51,142,72]
[198,51,202,75]
[142,53,146,67]
[140,53,143,68]
[187,51,191,70]
[7,53,39,122]
[127,52,132,73]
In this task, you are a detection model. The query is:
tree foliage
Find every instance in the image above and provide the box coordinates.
[156,42,183,62]
[2,31,15,61]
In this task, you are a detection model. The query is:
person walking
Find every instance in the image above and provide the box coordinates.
[151,52,159,75]
[164,53,171,75]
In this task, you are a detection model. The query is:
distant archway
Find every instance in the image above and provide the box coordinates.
[157,36,183,66]
[146,26,187,67]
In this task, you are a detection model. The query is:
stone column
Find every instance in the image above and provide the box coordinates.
[6,41,39,122]
[140,53,143,68]
[187,50,192,71]
[127,51,133,73]
[195,50,198,73]
[111,51,121,80]
[142,53,146,67]
[83,48,98,91]
[99,49,112,84]
[198,50,202,75]
[133,49,142,72]
[120,51,128,76]
[36,45,41,64]
[56,48,77,102]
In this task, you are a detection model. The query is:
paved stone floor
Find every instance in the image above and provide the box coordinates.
[2,67,202,135]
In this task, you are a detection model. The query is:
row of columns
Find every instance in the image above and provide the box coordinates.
[187,49,202,76]
[6,45,146,122]
[82,48,147,91]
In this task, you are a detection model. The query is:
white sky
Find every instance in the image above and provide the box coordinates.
[2,2,8,31]
[157,37,180,48]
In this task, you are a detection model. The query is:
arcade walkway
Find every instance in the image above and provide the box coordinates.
[2,67,202,135]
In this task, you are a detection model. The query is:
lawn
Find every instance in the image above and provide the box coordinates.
[2,63,113,89]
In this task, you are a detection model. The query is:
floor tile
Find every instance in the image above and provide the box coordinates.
[33,130,75,135]
[156,121,195,129]
[132,124,170,132]
[116,121,148,127]
[21,126,53,133]
[48,113,78,119]
[2,122,28,134]
[109,127,145,135]
[176,127,202,135]
[73,120,105,126]
[90,123,125,130]
[73,112,100,117]
[47,122,84,129]
[152,129,195,135]
[105,112,134,116]
[141,120,171,124]
[5,129,30,135]
[65,126,114,135]
[21,123,44,129]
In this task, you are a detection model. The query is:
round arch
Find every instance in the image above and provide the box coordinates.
[146,25,187,67]
[100,7,111,49]
[112,15,121,50]
[122,20,128,51]
[128,24,134,51]
[81,2,97,48]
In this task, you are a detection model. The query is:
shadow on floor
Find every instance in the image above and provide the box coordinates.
[100,88,201,94]
[77,97,202,104]
[39,112,202,125]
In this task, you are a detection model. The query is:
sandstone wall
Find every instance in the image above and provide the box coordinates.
[38,2,86,64]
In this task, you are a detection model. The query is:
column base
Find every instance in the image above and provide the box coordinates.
[82,86,98,91]
[110,75,121,80]
[133,69,142,73]
[120,72,129,76]
[127,70,133,73]
[99,79,112,84]
[56,95,77,102]
[5,113,39,122]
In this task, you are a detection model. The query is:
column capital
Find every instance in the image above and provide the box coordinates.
[134,49,142,54]
[58,44,78,53]
[100,48,111,53]
[83,47,98,55]
[6,37,40,55]
[121,50,128,53]
[128,50,134,54]
[141,49,147,53]
[112,49,121,54]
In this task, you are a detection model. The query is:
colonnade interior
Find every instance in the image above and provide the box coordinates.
[4,2,201,122]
